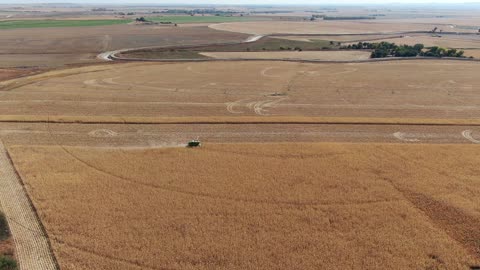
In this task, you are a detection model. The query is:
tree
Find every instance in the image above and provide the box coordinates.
[371,48,388,58]
[413,43,424,53]
[455,50,465,57]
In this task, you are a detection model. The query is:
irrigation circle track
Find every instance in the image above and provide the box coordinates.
[462,130,480,144]
[88,129,119,138]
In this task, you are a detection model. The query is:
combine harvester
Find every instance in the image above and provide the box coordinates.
[187,138,201,148]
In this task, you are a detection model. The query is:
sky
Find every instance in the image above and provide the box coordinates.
[1,0,479,4]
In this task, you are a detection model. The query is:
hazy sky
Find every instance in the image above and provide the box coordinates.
[1,0,480,4]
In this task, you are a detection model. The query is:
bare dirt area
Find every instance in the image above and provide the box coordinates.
[1,61,479,120]
[0,53,98,68]
[0,24,247,67]
[0,68,37,81]
[200,51,371,61]
[209,20,477,35]
[7,143,480,269]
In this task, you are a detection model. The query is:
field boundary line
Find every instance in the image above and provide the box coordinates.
[0,140,59,270]
[1,115,480,126]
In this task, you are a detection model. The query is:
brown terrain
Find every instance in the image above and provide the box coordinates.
[0,25,247,67]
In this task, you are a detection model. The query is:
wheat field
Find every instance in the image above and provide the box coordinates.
[7,143,480,270]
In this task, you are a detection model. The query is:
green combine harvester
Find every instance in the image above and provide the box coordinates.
[187,139,201,148]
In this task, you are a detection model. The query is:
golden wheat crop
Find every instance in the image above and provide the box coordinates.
[7,143,480,270]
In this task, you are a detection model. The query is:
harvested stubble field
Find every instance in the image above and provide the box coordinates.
[1,61,480,120]
[148,15,260,24]
[273,34,406,43]
[0,19,132,29]
[0,25,247,54]
[209,20,477,35]
[199,51,371,61]
[352,35,480,50]
[7,143,480,269]
[464,49,480,58]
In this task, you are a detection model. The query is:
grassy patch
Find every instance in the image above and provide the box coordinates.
[0,19,132,30]
[120,37,337,59]
[120,49,208,60]
[148,15,256,24]
[0,214,9,241]
[0,256,16,270]
[234,37,335,51]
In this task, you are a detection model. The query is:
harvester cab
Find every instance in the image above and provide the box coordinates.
[187,138,201,148]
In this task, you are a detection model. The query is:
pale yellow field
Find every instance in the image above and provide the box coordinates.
[8,143,480,269]
[379,17,480,28]
[200,51,371,61]
[274,34,404,42]
[209,20,474,35]
[1,61,480,120]
[354,35,480,49]
[464,49,480,58]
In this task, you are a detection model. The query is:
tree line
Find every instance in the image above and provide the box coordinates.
[341,42,468,58]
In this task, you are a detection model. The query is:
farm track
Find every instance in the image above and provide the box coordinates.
[0,140,58,270]
[1,122,480,147]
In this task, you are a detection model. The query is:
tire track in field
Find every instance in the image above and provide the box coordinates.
[226,97,288,115]
[36,120,407,268]
[373,147,480,262]
[0,140,58,270]
[462,130,480,144]
[260,67,281,78]
[45,120,402,207]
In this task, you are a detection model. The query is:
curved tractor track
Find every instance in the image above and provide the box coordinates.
[98,32,480,63]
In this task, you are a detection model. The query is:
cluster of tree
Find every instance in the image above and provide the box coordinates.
[341,42,467,58]
[91,8,112,12]
[279,46,303,51]
[117,12,135,16]
[422,47,465,58]
[310,14,325,21]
